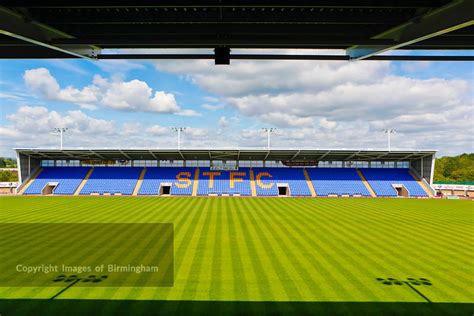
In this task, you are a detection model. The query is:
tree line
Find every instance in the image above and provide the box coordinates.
[433,153,474,183]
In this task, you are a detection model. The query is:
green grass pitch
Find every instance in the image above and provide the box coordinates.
[0,196,472,315]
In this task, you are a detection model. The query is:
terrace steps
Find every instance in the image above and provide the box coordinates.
[132,168,147,196]
[192,168,200,196]
[249,169,257,197]
[356,169,377,197]
[18,168,43,195]
[74,167,94,196]
[303,169,317,197]
[409,170,433,197]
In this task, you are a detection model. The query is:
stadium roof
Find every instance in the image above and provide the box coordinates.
[1,1,473,61]
[15,148,436,161]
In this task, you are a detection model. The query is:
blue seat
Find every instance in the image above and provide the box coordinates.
[139,167,195,195]
[198,168,251,196]
[253,168,311,196]
[306,168,370,196]
[360,168,428,197]
[24,167,90,195]
[80,167,143,195]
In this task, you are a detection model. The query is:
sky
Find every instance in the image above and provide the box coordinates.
[0,49,473,158]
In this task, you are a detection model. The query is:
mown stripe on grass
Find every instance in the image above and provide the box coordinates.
[246,199,303,302]
[316,198,471,301]
[278,198,384,301]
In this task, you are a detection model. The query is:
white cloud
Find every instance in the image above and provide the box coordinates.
[0,92,24,101]
[23,68,188,114]
[224,77,469,122]
[1,104,472,157]
[400,61,432,73]
[1,106,115,151]
[203,96,220,103]
[156,52,389,97]
[1,106,174,152]
[186,127,209,138]
[24,68,98,106]
[319,118,337,129]
[4,54,473,157]
[218,116,229,128]
[0,106,219,155]
[176,109,201,117]
[48,60,89,76]
[122,122,143,136]
[146,124,169,136]
[6,106,115,135]
[260,112,313,128]
[201,103,225,111]
[100,79,179,113]
[152,51,473,154]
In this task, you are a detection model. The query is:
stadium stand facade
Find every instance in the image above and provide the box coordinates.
[20,166,431,198]
[15,149,436,198]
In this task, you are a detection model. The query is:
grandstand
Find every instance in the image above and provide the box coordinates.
[16,148,435,198]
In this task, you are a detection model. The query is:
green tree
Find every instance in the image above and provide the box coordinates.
[434,153,474,183]
[0,170,18,182]
[0,157,16,168]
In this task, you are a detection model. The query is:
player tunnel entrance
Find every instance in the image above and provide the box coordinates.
[277,183,290,197]
[159,183,172,196]
[42,182,58,195]
[392,184,409,197]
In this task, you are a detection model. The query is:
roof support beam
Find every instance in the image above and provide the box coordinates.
[347,0,474,60]
[398,153,418,161]
[34,151,50,159]
[0,6,99,60]
[318,151,331,161]
[344,151,361,161]
[119,150,132,160]
[90,150,105,159]
[290,150,301,160]
[372,153,389,160]
[148,150,159,160]
[263,150,272,161]
[62,152,77,158]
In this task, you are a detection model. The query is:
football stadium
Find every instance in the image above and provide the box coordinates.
[1,148,473,315]
[1,1,473,315]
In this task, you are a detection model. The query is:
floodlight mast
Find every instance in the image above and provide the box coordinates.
[172,127,186,150]
[262,128,276,150]
[54,127,68,150]
[383,129,396,151]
